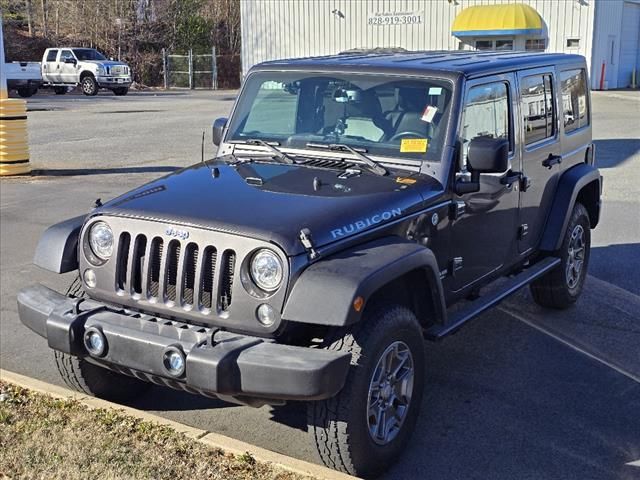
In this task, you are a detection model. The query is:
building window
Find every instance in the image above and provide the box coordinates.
[495,40,513,51]
[561,69,589,133]
[525,39,546,51]
[521,74,556,145]
[460,82,512,169]
[475,40,493,51]
[566,38,580,49]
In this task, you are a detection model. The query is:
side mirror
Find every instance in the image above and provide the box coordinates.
[64,57,77,64]
[212,117,227,146]
[456,136,509,195]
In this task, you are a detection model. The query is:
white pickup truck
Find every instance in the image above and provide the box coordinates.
[6,61,42,97]
[6,47,132,97]
[41,47,132,96]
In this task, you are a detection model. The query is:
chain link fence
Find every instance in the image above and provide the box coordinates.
[161,48,240,89]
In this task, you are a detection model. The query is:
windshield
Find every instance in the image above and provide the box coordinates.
[227,72,453,161]
[73,49,107,61]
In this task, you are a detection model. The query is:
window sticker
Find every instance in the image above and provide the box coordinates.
[421,105,438,123]
[400,138,428,153]
[428,87,443,95]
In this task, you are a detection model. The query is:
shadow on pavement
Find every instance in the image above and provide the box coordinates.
[31,166,180,176]
[593,138,640,168]
[591,243,640,296]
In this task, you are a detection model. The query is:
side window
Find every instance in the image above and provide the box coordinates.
[46,50,58,62]
[460,82,511,168]
[560,69,589,133]
[521,74,556,145]
[59,50,74,62]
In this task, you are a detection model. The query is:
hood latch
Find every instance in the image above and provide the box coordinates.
[298,228,319,260]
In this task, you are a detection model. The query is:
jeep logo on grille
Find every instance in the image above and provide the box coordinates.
[165,227,190,240]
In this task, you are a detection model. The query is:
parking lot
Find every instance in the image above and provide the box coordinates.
[1,89,639,479]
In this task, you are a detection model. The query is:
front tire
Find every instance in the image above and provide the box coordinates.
[530,202,591,309]
[307,303,425,477]
[53,276,150,401]
[81,75,98,96]
[54,352,150,401]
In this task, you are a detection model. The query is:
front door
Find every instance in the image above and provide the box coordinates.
[516,68,562,254]
[58,50,77,84]
[449,75,520,291]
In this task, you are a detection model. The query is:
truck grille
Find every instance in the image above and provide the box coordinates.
[115,233,235,313]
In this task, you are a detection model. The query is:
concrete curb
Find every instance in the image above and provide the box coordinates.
[0,369,360,480]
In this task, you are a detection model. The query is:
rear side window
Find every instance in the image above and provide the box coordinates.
[46,50,58,62]
[560,69,589,133]
[460,81,511,167]
[521,74,556,145]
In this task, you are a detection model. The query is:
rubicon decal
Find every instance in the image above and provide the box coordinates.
[331,208,402,239]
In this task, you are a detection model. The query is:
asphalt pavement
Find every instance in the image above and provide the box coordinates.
[1,89,639,480]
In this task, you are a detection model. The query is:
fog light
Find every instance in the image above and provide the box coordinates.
[256,303,276,326]
[83,327,106,357]
[163,347,185,377]
[83,269,97,288]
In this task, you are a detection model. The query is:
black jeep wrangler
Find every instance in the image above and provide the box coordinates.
[19,51,601,477]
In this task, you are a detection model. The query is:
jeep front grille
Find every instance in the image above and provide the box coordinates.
[115,233,235,312]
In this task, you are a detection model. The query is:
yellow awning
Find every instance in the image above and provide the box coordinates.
[452,3,544,37]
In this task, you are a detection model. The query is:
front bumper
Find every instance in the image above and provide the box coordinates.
[18,284,350,403]
[97,76,132,87]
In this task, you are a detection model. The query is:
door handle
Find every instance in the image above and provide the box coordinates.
[542,154,562,169]
[500,170,522,186]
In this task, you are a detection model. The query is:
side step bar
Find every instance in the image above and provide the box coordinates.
[425,257,561,340]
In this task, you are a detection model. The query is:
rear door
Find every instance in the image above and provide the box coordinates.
[516,67,562,254]
[42,49,59,83]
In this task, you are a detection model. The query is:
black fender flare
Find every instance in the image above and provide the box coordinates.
[33,215,85,273]
[539,163,602,252]
[282,237,446,327]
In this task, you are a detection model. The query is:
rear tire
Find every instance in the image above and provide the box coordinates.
[307,303,425,477]
[54,86,67,95]
[53,276,150,401]
[113,87,128,96]
[530,202,591,309]
[17,86,36,98]
[81,75,98,96]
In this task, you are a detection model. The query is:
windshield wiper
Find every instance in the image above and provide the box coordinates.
[232,139,295,165]
[306,142,387,176]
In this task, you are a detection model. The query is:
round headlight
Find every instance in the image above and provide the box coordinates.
[88,221,114,260]
[250,249,283,292]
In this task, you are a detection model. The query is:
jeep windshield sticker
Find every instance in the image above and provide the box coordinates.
[400,138,428,153]
[331,208,402,239]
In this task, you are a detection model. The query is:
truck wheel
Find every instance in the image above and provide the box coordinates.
[81,75,98,96]
[53,276,150,401]
[530,202,591,309]
[54,352,150,402]
[17,87,36,98]
[113,87,128,96]
[307,303,425,477]
[54,86,67,95]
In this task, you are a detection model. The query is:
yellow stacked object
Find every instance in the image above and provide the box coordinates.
[0,96,31,176]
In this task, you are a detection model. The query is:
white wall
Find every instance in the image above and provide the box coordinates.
[241,0,596,74]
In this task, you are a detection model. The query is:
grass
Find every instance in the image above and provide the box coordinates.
[0,381,311,480]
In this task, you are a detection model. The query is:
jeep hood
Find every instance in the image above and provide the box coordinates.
[95,157,445,256]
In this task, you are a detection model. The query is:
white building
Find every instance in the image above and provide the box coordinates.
[240,0,640,89]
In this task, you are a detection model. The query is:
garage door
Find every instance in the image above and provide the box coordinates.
[618,1,640,88]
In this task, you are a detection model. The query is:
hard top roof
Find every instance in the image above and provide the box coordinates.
[253,50,586,78]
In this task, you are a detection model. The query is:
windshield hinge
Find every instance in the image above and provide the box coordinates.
[298,228,319,260]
